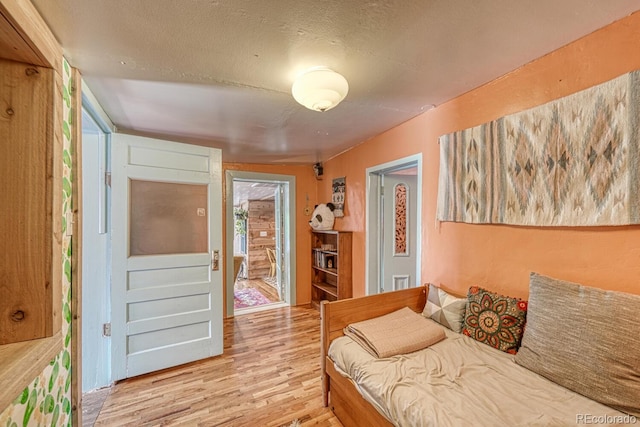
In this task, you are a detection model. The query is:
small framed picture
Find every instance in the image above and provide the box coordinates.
[332,177,346,217]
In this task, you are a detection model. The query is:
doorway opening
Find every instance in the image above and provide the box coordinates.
[225,171,296,316]
[366,154,422,295]
[77,97,114,425]
[232,181,283,312]
[80,103,112,394]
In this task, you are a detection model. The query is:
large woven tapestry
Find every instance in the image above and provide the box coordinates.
[437,70,640,226]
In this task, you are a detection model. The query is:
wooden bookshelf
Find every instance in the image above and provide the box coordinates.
[311,230,352,309]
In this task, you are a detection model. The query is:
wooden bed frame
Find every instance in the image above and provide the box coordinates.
[320,286,427,426]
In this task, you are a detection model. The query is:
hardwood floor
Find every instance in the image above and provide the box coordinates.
[91,306,342,426]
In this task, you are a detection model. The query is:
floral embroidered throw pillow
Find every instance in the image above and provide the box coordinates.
[463,286,528,354]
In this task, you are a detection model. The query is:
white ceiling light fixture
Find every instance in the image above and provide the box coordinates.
[292,67,349,112]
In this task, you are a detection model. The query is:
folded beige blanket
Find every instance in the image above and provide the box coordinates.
[344,307,446,358]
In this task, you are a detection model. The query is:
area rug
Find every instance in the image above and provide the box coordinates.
[234,287,271,309]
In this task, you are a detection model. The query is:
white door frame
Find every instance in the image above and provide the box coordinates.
[365,154,422,295]
[79,89,115,393]
[225,171,296,316]
[79,106,111,392]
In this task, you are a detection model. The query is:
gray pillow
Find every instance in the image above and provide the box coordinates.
[422,283,466,333]
[515,272,640,417]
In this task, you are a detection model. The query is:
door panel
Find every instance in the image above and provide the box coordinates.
[382,174,418,292]
[128,265,209,290]
[391,275,410,291]
[128,144,211,172]
[111,134,222,380]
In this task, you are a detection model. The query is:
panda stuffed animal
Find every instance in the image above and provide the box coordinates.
[309,203,336,231]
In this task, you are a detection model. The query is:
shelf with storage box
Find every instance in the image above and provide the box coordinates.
[311,230,352,309]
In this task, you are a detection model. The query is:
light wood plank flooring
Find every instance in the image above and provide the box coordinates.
[90,306,341,426]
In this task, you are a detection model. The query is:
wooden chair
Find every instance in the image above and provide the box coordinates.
[233,254,245,281]
[266,247,276,277]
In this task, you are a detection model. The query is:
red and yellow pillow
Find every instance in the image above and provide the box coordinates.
[462,286,527,354]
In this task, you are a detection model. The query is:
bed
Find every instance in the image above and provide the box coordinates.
[320,287,426,426]
[320,275,640,426]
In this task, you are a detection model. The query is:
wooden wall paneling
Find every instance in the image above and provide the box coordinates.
[0,12,37,65]
[0,59,54,343]
[0,0,64,412]
[0,0,63,68]
[247,199,275,279]
[0,58,63,412]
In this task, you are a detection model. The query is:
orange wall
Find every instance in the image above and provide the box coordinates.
[223,163,318,310]
[320,11,640,299]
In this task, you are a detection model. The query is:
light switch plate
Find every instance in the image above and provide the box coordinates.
[65,211,73,236]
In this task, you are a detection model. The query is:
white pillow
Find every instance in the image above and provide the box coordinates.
[422,283,466,333]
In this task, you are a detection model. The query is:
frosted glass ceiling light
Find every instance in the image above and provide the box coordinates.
[292,67,349,112]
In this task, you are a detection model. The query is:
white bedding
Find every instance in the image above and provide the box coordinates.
[328,320,634,427]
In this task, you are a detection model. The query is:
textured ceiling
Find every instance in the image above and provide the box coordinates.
[31,1,640,164]
[233,181,277,206]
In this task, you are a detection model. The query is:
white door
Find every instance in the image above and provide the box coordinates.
[381,172,418,292]
[111,134,223,380]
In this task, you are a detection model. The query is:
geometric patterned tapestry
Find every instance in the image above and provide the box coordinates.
[437,70,640,226]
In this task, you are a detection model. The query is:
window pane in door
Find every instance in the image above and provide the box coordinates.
[130,180,208,255]
[394,183,407,255]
